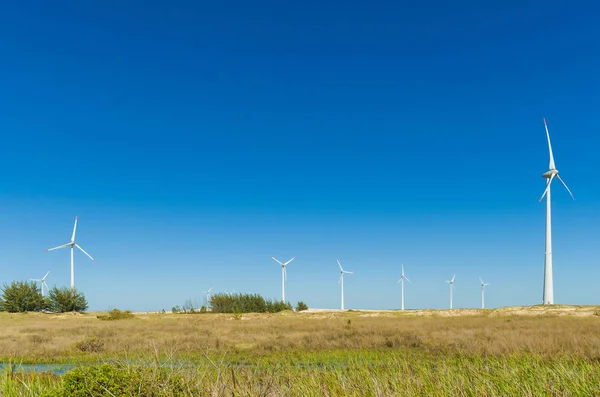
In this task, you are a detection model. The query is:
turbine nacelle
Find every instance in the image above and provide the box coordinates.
[542,169,558,178]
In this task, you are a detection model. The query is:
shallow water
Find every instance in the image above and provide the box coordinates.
[0,362,77,375]
[0,360,348,376]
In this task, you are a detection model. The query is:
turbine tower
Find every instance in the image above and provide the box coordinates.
[45,216,96,290]
[30,271,50,297]
[539,118,574,305]
[479,277,490,309]
[396,264,411,310]
[271,256,295,302]
[204,287,212,309]
[337,259,354,311]
[445,275,455,309]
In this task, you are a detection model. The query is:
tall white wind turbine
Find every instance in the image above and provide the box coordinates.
[204,287,212,308]
[396,264,411,310]
[45,216,96,290]
[30,271,51,297]
[271,256,295,302]
[445,274,455,309]
[337,259,354,311]
[479,277,490,309]
[539,118,574,304]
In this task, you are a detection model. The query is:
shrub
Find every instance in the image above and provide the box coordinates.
[41,364,186,397]
[0,281,46,312]
[97,309,135,321]
[74,337,104,353]
[296,301,308,311]
[47,287,88,313]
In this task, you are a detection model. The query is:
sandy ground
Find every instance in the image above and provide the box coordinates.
[300,305,600,317]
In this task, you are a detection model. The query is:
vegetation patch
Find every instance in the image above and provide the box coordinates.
[96,309,135,321]
[3,352,600,396]
[0,281,88,313]
[74,337,104,353]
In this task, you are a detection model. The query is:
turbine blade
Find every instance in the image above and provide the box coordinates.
[45,243,70,252]
[338,274,343,284]
[556,175,575,200]
[42,281,49,290]
[283,257,296,266]
[538,174,555,202]
[451,274,455,283]
[345,271,354,275]
[401,264,405,276]
[396,278,402,284]
[271,257,284,266]
[75,244,96,261]
[208,287,212,293]
[479,277,484,285]
[544,118,556,170]
[337,259,343,272]
[71,216,78,242]
[405,277,411,283]
[42,271,51,281]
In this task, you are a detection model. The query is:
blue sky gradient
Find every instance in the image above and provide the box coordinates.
[1,1,599,311]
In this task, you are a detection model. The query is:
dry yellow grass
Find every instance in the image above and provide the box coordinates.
[1,305,599,362]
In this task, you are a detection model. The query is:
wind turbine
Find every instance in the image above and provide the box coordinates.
[396,264,411,310]
[45,216,96,290]
[445,275,455,309]
[479,277,490,309]
[271,256,295,302]
[539,118,574,305]
[204,287,212,309]
[30,271,50,297]
[337,259,354,311]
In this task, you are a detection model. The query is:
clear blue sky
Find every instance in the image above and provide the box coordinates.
[1,1,599,311]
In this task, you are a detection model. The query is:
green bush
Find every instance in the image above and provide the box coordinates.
[0,281,46,312]
[97,309,134,321]
[47,287,88,313]
[296,301,308,311]
[208,293,292,314]
[41,364,186,397]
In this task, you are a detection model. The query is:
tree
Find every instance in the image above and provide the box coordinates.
[47,287,88,313]
[296,301,308,311]
[0,281,46,312]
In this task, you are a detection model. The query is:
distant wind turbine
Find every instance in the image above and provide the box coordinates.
[30,271,50,297]
[271,256,295,302]
[337,259,354,311]
[539,118,574,305]
[204,287,212,308]
[445,275,455,309]
[396,264,411,310]
[45,216,96,290]
[479,278,490,309]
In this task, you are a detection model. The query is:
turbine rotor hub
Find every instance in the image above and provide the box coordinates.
[542,169,558,178]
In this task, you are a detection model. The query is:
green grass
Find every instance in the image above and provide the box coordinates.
[1,350,600,396]
[2,309,600,395]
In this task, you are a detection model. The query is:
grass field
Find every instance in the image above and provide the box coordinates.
[1,306,600,395]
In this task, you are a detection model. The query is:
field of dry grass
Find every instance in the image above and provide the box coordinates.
[1,305,600,362]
